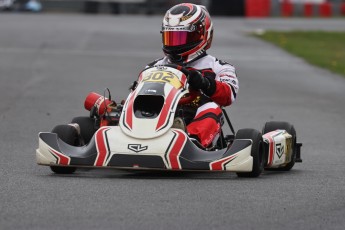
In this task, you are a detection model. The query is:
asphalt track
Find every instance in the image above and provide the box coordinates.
[1,14,345,229]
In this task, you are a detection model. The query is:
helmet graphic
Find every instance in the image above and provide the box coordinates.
[161,3,213,65]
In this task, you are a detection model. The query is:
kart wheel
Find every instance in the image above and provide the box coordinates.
[71,116,96,144]
[235,129,264,178]
[262,121,296,171]
[50,125,78,174]
[50,166,76,174]
[51,125,79,146]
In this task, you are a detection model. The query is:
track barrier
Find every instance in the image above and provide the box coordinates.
[319,2,332,17]
[281,0,294,17]
[304,3,313,17]
[35,0,345,17]
[245,0,271,17]
[245,0,344,18]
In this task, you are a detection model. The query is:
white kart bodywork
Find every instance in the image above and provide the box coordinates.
[263,130,293,168]
[36,66,299,174]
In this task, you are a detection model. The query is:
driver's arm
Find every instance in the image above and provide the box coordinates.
[211,62,238,107]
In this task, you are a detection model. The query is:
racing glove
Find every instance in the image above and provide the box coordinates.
[188,70,216,96]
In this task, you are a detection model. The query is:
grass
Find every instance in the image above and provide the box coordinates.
[253,31,345,77]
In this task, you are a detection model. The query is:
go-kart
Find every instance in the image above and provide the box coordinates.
[36,64,302,177]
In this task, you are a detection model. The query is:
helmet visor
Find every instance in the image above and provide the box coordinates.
[162,31,202,47]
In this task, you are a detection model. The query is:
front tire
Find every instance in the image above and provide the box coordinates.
[50,166,76,174]
[262,121,296,171]
[235,129,264,178]
[71,116,96,144]
[50,125,78,174]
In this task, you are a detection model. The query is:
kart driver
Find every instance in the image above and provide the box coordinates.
[146,3,239,148]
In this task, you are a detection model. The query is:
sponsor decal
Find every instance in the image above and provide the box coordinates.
[219,76,238,86]
[128,144,148,153]
[218,59,231,66]
[219,73,235,79]
[145,89,157,94]
[181,15,192,21]
[156,65,167,70]
[275,143,284,159]
[195,49,205,56]
[167,11,184,27]
[142,71,182,89]
[219,76,228,82]
[94,97,105,110]
[162,25,195,31]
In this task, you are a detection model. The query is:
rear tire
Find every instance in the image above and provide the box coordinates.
[50,125,78,174]
[262,121,296,171]
[71,116,96,144]
[236,129,264,178]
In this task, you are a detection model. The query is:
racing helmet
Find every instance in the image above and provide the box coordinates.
[161,3,213,65]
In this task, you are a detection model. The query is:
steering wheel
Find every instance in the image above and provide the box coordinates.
[155,64,200,105]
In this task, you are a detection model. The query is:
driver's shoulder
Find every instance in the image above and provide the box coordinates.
[146,57,168,68]
[188,54,215,70]
[192,55,236,77]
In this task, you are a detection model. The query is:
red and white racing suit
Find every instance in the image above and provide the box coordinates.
[147,54,239,147]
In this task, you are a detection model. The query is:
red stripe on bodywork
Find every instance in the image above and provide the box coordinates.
[138,73,143,82]
[180,74,187,86]
[125,92,136,130]
[95,127,110,166]
[50,148,70,165]
[266,134,274,167]
[210,155,237,171]
[156,87,179,131]
[169,130,187,170]
[265,130,281,167]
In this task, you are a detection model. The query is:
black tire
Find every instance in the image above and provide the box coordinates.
[50,166,77,174]
[262,121,296,171]
[71,116,96,144]
[235,129,264,178]
[51,125,79,146]
[50,125,78,174]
